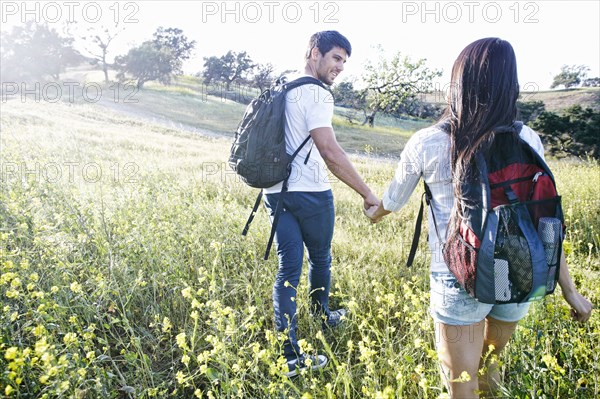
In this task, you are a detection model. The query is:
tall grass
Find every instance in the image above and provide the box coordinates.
[1,100,599,398]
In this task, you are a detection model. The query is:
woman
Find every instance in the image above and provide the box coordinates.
[364,37,592,398]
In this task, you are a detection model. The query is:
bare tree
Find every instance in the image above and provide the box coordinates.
[79,25,125,83]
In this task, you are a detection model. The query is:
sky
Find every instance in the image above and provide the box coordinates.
[2,0,599,90]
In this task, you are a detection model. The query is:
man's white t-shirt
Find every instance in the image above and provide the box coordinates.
[263,75,334,194]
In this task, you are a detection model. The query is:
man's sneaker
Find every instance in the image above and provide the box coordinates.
[284,354,328,378]
[323,308,348,329]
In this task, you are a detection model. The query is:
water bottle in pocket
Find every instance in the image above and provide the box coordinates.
[537,217,562,292]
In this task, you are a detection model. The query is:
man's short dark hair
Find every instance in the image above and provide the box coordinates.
[305,31,352,60]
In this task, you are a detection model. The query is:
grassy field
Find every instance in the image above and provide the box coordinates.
[1,87,599,398]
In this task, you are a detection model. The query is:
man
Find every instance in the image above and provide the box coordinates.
[262,30,380,377]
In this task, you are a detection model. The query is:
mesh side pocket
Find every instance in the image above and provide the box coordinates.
[528,197,563,295]
[443,234,477,297]
[495,207,533,302]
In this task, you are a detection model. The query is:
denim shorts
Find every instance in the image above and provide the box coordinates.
[429,272,531,326]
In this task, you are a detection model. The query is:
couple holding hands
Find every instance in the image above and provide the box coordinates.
[261,30,592,397]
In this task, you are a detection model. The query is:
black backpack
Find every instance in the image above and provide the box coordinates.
[409,123,564,304]
[228,76,328,260]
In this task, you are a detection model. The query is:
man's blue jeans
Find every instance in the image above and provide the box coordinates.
[263,190,335,361]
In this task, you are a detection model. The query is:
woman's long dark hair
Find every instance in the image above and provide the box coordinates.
[440,37,520,232]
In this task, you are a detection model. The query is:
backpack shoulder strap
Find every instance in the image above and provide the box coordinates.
[285,76,329,164]
[282,76,329,94]
[406,182,443,267]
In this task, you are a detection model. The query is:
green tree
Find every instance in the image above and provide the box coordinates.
[252,63,275,92]
[582,77,600,87]
[550,65,589,89]
[152,27,196,74]
[393,99,444,120]
[202,51,255,90]
[330,80,368,124]
[115,27,195,89]
[115,42,175,88]
[517,100,546,124]
[360,48,442,126]
[201,56,224,86]
[332,80,366,109]
[0,21,82,82]
[531,105,600,159]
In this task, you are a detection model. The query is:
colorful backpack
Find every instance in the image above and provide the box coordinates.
[409,123,564,304]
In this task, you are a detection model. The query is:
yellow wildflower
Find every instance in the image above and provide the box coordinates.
[162,317,172,333]
[4,347,18,360]
[70,282,82,294]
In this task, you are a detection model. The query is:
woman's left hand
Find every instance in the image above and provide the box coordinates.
[563,290,593,322]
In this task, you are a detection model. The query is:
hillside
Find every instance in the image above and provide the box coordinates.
[55,69,427,159]
[89,77,598,160]
[519,88,600,111]
[421,88,600,113]
[15,66,600,160]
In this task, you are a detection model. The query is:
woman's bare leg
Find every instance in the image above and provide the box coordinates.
[478,317,519,397]
[435,321,486,398]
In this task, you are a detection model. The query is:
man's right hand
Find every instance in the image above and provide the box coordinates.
[363,203,389,224]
